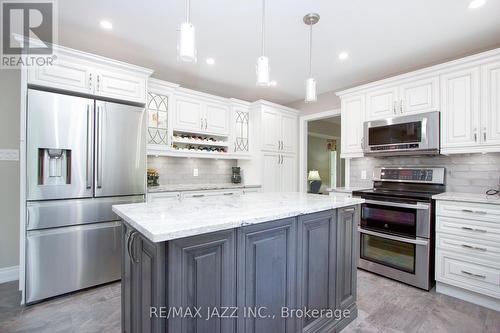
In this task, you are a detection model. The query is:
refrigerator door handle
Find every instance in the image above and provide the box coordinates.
[96,105,103,189]
[86,104,92,189]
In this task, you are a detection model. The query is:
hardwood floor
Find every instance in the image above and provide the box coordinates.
[0,270,499,333]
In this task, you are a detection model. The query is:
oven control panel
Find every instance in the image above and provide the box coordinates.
[373,167,445,184]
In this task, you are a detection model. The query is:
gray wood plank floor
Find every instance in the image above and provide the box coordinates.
[0,270,498,333]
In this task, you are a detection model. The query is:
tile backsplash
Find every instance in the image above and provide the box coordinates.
[350,153,500,194]
[148,156,236,185]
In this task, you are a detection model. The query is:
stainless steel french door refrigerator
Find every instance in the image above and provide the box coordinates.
[25,89,146,303]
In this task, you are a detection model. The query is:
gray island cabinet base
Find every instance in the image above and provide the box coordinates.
[121,206,359,333]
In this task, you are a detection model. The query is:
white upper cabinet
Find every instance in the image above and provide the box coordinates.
[261,108,281,151]
[260,106,298,153]
[399,76,440,115]
[482,61,500,147]
[341,94,365,158]
[173,95,204,132]
[172,92,230,136]
[27,45,152,104]
[28,56,93,94]
[365,76,439,120]
[440,67,480,151]
[231,101,251,156]
[338,48,500,155]
[205,102,230,135]
[94,69,146,104]
[366,86,399,119]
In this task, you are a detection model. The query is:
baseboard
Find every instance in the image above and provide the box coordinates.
[436,282,500,312]
[0,265,19,284]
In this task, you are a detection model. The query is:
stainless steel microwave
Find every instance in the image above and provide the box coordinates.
[362,111,440,156]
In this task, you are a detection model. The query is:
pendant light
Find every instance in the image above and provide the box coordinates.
[304,13,320,102]
[178,0,196,62]
[256,0,270,86]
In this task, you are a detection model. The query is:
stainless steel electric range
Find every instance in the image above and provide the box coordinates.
[352,167,446,290]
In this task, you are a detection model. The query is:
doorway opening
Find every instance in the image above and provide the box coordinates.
[305,115,345,194]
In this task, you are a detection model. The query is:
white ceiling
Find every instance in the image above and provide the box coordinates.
[57,0,500,105]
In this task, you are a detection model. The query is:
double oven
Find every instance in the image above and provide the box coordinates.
[353,167,445,290]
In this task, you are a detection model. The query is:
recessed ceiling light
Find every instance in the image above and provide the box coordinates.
[469,0,486,9]
[100,20,113,29]
[206,58,215,65]
[338,52,349,60]
[269,80,277,87]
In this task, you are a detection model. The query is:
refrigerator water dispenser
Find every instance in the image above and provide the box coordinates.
[38,148,71,185]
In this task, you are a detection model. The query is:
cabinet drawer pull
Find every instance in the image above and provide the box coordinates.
[461,226,487,233]
[192,194,205,198]
[461,244,487,252]
[223,192,234,196]
[343,208,355,213]
[460,270,486,279]
[461,209,487,215]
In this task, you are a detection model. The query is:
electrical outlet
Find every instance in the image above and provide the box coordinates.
[193,168,198,177]
[361,170,367,180]
[0,149,19,161]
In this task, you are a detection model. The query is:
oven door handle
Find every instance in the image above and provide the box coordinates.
[364,199,430,210]
[358,227,429,246]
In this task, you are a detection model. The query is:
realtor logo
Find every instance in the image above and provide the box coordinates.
[1,0,57,68]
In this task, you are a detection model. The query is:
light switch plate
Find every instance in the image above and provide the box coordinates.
[0,149,19,161]
[361,170,367,180]
[193,168,198,177]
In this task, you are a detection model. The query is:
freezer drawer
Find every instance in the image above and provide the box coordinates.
[27,195,144,230]
[25,221,121,304]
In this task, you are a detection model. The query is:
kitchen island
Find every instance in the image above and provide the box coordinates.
[113,192,364,333]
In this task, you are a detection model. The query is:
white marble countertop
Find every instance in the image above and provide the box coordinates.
[325,187,371,194]
[433,192,500,205]
[148,183,261,193]
[113,192,364,243]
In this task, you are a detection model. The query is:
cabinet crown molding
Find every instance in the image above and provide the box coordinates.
[251,99,300,115]
[148,78,180,93]
[336,46,500,97]
[15,34,153,77]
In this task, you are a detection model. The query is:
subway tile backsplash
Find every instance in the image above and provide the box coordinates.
[147,156,237,185]
[350,153,500,194]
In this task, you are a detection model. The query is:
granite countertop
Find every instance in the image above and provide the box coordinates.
[113,192,364,243]
[432,192,500,205]
[147,183,261,193]
[325,187,371,194]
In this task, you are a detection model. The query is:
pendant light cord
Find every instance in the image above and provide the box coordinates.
[261,0,266,56]
[309,23,313,77]
[186,0,190,22]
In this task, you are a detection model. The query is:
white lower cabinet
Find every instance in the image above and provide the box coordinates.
[147,188,260,203]
[147,192,181,203]
[183,189,243,198]
[281,154,297,192]
[435,199,500,311]
[261,152,297,193]
[262,153,281,192]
